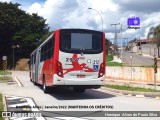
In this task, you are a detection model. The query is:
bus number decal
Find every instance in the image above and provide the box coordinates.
[93,60,99,64]
[66,58,79,62]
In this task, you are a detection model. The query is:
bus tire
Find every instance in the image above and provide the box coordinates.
[42,76,49,93]
[33,79,37,85]
[73,88,85,93]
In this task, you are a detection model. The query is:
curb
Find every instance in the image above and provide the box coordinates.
[105,79,160,90]
[101,87,160,99]
[13,77,23,87]
[141,54,160,60]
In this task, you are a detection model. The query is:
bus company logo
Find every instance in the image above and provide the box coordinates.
[127,17,140,30]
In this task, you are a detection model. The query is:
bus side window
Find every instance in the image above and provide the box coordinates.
[40,47,43,62]
[52,35,55,57]
[44,43,48,60]
[47,36,54,59]
[31,55,33,65]
[34,53,36,64]
[47,38,52,59]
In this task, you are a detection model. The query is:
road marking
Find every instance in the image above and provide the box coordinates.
[22,107,31,111]
[20,98,27,102]
[14,77,23,87]
[10,117,33,120]
[25,98,40,111]
[8,103,29,108]
[5,95,45,120]
[6,97,22,100]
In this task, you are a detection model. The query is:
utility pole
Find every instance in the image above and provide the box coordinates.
[111,23,120,55]
[120,24,123,59]
[139,36,142,55]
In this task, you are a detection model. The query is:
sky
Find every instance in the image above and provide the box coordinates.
[1,0,160,44]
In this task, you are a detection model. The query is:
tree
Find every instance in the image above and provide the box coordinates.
[105,38,112,55]
[147,25,160,57]
[0,2,49,57]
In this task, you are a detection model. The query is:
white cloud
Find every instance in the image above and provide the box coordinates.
[27,2,42,14]
[0,0,11,2]
[26,0,120,31]
[2,0,160,42]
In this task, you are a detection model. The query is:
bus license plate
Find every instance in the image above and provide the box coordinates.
[77,74,85,78]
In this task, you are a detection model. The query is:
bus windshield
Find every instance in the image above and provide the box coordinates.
[60,29,103,54]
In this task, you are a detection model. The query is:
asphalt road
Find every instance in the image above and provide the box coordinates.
[121,50,160,66]
[0,71,160,120]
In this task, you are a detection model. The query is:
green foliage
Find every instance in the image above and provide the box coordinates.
[0,76,11,81]
[0,2,49,57]
[0,70,12,75]
[0,93,4,120]
[106,38,112,55]
[148,25,160,57]
[40,31,53,43]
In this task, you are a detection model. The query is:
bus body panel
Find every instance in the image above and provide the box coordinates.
[56,51,104,85]
[52,52,105,86]
[29,29,106,89]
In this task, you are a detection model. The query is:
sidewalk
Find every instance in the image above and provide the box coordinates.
[142,53,160,60]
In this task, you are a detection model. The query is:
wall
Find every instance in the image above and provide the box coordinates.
[131,43,159,56]
[106,67,160,83]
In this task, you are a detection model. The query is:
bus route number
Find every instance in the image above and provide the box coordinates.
[93,60,99,64]
[66,58,79,62]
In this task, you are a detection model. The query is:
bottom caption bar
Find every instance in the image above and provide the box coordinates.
[1,111,160,118]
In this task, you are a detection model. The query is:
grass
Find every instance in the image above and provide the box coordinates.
[104,84,160,92]
[106,62,123,66]
[0,70,11,75]
[106,55,113,62]
[0,93,4,120]
[0,76,11,81]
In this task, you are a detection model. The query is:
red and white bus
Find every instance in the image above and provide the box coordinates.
[29,29,106,93]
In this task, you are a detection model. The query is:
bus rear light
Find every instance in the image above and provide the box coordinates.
[98,62,105,78]
[56,61,64,78]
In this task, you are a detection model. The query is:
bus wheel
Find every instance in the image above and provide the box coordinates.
[33,80,37,85]
[42,77,49,93]
[73,88,85,93]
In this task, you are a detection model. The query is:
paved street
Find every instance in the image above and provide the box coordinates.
[0,71,160,120]
[121,50,160,66]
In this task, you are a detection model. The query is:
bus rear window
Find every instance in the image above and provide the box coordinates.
[60,30,103,54]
